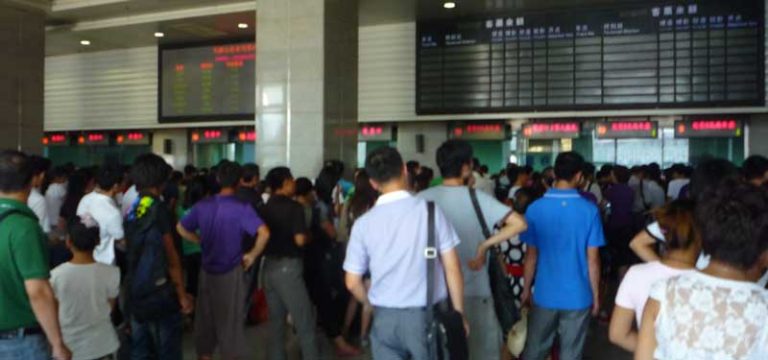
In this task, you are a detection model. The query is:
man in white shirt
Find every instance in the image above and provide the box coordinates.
[77,167,124,265]
[666,164,690,200]
[45,167,68,231]
[27,156,51,234]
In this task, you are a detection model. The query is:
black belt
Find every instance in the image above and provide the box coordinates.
[0,326,43,340]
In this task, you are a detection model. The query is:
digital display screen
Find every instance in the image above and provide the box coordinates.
[116,132,151,146]
[451,123,508,140]
[237,130,257,142]
[675,118,743,138]
[190,129,228,144]
[522,122,581,139]
[43,134,69,146]
[596,121,658,139]
[160,42,255,121]
[77,133,109,145]
[417,0,763,115]
[359,125,393,141]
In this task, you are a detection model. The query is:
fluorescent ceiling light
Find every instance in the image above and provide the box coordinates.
[80,40,91,45]
[238,23,249,29]
[444,2,456,9]
[154,32,164,38]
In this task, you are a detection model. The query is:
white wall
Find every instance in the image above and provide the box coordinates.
[151,129,188,170]
[396,122,447,171]
[45,46,158,131]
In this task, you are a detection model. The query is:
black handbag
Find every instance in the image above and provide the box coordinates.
[469,189,520,335]
[426,201,469,360]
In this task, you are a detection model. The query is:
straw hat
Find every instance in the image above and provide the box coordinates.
[507,307,528,357]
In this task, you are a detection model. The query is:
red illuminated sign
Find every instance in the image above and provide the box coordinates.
[42,134,69,146]
[237,130,257,142]
[452,123,508,140]
[191,129,228,144]
[117,132,150,146]
[675,119,743,138]
[213,43,256,55]
[79,132,109,145]
[522,122,581,139]
[359,125,393,141]
[596,121,658,139]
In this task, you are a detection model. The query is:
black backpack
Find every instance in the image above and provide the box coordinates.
[124,199,179,322]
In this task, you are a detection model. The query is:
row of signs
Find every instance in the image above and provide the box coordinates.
[520,119,743,139]
[43,132,151,146]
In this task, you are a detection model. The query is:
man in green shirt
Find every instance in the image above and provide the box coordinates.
[0,150,70,360]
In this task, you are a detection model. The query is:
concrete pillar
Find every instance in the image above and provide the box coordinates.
[0,2,45,154]
[255,0,358,178]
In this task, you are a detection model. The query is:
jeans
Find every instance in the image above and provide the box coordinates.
[465,297,501,359]
[264,257,319,360]
[130,312,182,360]
[0,333,50,360]
[371,307,429,360]
[522,305,591,360]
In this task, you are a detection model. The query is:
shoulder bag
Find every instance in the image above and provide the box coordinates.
[469,188,520,335]
[426,201,469,360]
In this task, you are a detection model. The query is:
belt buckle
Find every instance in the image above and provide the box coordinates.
[424,247,437,259]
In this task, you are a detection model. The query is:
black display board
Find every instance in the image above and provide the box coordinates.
[417,0,763,114]
[160,40,255,122]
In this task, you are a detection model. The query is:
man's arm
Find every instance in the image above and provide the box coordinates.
[345,272,368,304]
[162,233,192,314]
[25,279,70,360]
[521,245,538,306]
[243,225,270,269]
[629,230,661,262]
[176,222,200,243]
[588,247,601,316]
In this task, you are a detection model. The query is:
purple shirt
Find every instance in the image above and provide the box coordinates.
[605,184,635,229]
[181,195,264,274]
[578,190,598,205]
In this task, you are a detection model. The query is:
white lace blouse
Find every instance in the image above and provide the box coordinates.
[650,272,768,360]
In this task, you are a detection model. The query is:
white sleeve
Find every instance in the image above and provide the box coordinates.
[28,195,50,233]
[107,266,120,299]
[105,209,125,240]
[646,221,665,242]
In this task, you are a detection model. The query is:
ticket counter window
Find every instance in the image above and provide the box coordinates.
[592,128,688,168]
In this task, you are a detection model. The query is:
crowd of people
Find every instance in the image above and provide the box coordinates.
[1,141,767,360]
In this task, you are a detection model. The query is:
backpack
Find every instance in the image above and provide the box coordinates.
[124,197,179,322]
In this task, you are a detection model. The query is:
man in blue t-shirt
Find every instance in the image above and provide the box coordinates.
[520,152,605,360]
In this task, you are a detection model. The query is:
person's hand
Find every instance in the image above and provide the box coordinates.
[468,246,487,271]
[179,293,194,315]
[591,297,600,317]
[521,287,532,308]
[52,342,72,360]
[462,315,470,337]
[242,253,258,270]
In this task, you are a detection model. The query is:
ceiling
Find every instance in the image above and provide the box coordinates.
[44,0,256,56]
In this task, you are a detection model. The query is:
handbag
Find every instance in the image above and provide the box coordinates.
[469,188,520,335]
[425,202,469,360]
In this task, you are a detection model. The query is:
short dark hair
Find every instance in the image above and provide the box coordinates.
[612,165,631,184]
[170,171,183,183]
[366,147,404,184]
[436,140,473,178]
[29,156,51,177]
[131,153,171,192]
[295,177,314,197]
[0,151,33,193]
[266,167,293,191]
[696,184,768,270]
[406,160,420,173]
[242,163,260,182]
[742,155,768,181]
[554,152,584,181]
[184,164,197,176]
[689,158,739,202]
[582,162,596,178]
[95,166,124,190]
[506,164,521,183]
[216,161,242,189]
[69,222,100,252]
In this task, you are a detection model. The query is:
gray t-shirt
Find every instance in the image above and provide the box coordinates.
[51,263,120,360]
[419,186,511,297]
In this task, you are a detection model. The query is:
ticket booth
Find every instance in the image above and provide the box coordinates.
[675,117,745,165]
[357,124,396,167]
[190,128,234,168]
[449,122,511,174]
[44,131,150,167]
[520,121,584,170]
[233,128,256,164]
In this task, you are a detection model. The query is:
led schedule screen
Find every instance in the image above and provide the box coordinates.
[160,42,255,121]
[417,0,763,114]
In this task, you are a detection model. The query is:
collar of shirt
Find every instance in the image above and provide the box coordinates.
[544,188,580,198]
[0,198,35,216]
[375,190,411,206]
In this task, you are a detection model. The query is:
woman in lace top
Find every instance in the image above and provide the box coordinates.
[635,184,768,360]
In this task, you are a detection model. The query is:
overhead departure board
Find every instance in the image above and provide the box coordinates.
[417,0,763,114]
[160,42,255,122]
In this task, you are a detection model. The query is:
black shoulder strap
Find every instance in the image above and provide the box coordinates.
[426,201,436,316]
[469,188,492,239]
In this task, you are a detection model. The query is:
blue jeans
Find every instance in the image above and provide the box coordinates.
[371,307,429,360]
[130,313,182,360]
[0,333,50,360]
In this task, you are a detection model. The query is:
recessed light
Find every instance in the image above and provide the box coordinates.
[443,2,456,9]
[80,40,91,46]
[238,23,249,29]
[154,32,165,38]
